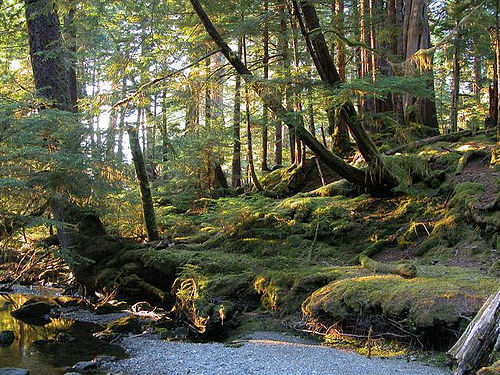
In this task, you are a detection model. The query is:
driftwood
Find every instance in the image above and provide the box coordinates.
[385,130,485,155]
[447,289,500,375]
[359,255,417,278]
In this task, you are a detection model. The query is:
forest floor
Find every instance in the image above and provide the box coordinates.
[1,134,499,372]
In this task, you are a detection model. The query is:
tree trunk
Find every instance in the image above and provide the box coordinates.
[25,0,73,248]
[64,6,78,113]
[127,119,159,242]
[294,0,398,188]
[401,0,439,131]
[496,0,500,143]
[447,290,500,375]
[262,0,270,172]
[232,38,242,188]
[488,26,499,132]
[332,0,352,156]
[189,0,395,194]
[243,36,263,191]
[449,19,460,133]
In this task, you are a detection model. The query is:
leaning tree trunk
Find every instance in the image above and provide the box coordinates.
[293,0,398,189]
[128,115,159,242]
[188,0,393,194]
[447,290,500,375]
[25,0,74,248]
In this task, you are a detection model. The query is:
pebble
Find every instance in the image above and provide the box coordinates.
[107,332,451,375]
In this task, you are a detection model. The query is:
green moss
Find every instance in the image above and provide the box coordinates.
[303,266,497,331]
[448,182,485,213]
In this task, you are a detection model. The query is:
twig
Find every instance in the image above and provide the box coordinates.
[307,222,320,262]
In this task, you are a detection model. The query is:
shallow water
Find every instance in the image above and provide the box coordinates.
[0,293,126,374]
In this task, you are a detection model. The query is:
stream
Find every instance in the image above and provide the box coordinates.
[0,288,126,374]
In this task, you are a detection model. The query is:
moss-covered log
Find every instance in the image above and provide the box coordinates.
[349,240,389,265]
[359,255,417,278]
[455,149,488,175]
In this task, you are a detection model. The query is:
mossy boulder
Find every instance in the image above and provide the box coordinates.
[11,299,54,324]
[302,266,498,347]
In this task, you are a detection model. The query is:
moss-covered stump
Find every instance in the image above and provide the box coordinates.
[261,158,339,197]
[302,267,498,348]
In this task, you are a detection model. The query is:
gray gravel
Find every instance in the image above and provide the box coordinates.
[107,332,451,375]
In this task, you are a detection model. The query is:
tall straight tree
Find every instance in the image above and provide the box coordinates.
[25,0,73,247]
[262,0,270,172]
[401,0,439,131]
[232,37,243,188]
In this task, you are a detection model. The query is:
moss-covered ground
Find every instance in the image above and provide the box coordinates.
[4,135,497,358]
[108,135,496,354]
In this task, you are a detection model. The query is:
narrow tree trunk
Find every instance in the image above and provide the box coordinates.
[333,0,352,156]
[117,79,127,164]
[232,38,242,188]
[262,0,270,172]
[64,7,78,113]
[449,19,460,133]
[243,36,263,191]
[496,0,500,143]
[488,26,499,132]
[160,90,169,163]
[127,118,159,242]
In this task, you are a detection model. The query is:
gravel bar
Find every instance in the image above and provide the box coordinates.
[108,332,451,375]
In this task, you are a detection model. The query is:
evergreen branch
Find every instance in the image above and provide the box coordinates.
[112,49,222,110]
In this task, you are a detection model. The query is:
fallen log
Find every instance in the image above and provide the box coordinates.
[455,149,488,175]
[385,130,486,155]
[359,255,417,278]
[447,289,500,375]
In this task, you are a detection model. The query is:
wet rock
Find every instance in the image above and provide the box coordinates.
[0,369,29,375]
[10,299,53,325]
[72,361,97,372]
[32,339,56,348]
[93,355,116,364]
[56,332,75,343]
[92,330,117,343]
[106,316,141,334]
[0,331,15,347]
